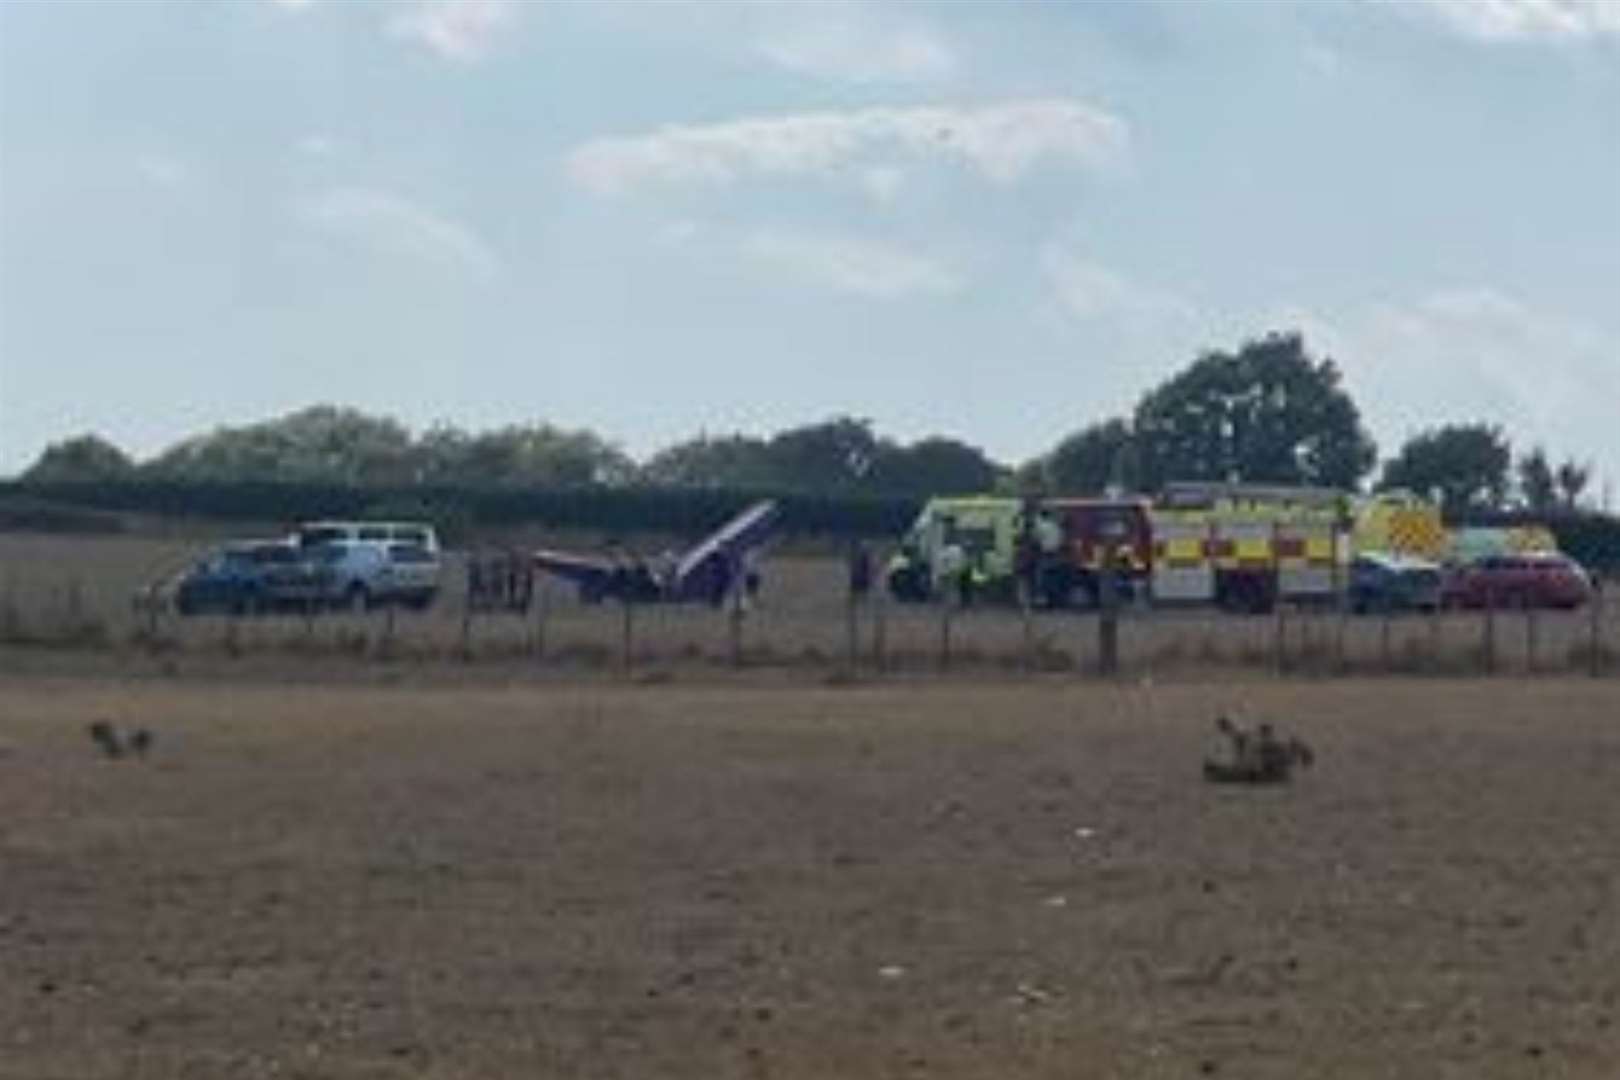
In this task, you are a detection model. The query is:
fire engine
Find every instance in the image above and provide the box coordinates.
[886,483,1345,612]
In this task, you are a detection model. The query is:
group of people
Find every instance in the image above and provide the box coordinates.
[466,550,536,613]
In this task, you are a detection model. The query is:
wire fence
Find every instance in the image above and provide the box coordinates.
[2,555,1614,680]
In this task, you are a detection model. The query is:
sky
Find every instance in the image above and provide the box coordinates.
[1,0,1617,498]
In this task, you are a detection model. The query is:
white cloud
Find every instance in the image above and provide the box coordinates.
[570,99,1127,196]
[566,99,1128,196]
[740,226,962,298]
[388,0,514,62]
[860,165,905,203]
[268,0,316,10]
[299,188,498,279]
[296,134,336,157]
[1403,0,1620,42]
[756,4,955,82]
[1041,243,1193,324]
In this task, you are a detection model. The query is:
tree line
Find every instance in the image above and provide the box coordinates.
[16,331,1603,516]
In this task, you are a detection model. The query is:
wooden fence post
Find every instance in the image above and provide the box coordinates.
[381,600,397,658]
[1526,607,1538,675]
[728,594,744,668]
[1273,602,1287,675]
[1020,583,1035,673]
[1335,608,1348,675]
[621,598,635,673]
[1097,559,1119,678]
[872,591,888,672]
[533,581,548,662]
[1482,593,1497,676]
[1591,591,1603,678]
[845,592,859,673]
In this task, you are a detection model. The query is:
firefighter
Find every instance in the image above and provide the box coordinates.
[936,541,968,606]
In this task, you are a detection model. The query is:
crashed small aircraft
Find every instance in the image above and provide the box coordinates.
[533,499,780,607]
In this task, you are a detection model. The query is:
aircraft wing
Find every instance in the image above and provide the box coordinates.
[670,500,781,604]
[533,549,616,592]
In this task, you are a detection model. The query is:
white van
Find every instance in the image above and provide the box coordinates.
[293,521,442,610]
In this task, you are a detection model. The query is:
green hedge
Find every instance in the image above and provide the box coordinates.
[0,481,920,543]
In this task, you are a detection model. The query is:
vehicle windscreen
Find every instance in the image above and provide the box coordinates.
[944,522,996,556]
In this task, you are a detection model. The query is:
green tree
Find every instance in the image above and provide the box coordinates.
[1517,447,1557,512]
[761,416,882,492]
[148,405,415,484]
[22,434,137,483]
[1041,418,1137,495]
[639,434,774,488]
[1379,423,1512,515]
[868,436,1004,496]
[1555,457,1592,510]
[1132,332,1376,491]
[418,422,633,487]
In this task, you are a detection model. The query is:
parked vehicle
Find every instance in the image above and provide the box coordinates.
[1347,553,1442,613]
[885,496,1031,604]
[1441,553,1593,610]
[313,539,441,610]
[174,541,327,615]
[886,486,1341,613]
[295,520,440,555]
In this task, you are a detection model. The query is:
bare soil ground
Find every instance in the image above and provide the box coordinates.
[3,676,1618,1079]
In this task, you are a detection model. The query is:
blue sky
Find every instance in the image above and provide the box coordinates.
[2,0,1617,497]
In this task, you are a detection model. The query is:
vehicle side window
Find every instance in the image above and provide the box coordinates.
[300,526,347,547]
[388,543,433,564]
[314,543,348,563]
[358,526,389,541]
[395,528,429,546]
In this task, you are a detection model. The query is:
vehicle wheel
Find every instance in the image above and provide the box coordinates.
[345,583,371,612]
[176,595,197,617]
[887,566,929,603]
[407,591,436,612]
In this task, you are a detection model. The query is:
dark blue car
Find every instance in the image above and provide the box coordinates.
[174,542,327,615]
[1348,553,1443,614]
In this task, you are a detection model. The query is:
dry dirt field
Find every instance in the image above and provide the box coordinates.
[2,675,1618,1079]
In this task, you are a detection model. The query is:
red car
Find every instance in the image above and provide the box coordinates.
[1441,553,1593,610]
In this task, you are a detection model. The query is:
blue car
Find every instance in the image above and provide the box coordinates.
[1348,553,1443,614]
[173,541,327,616]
